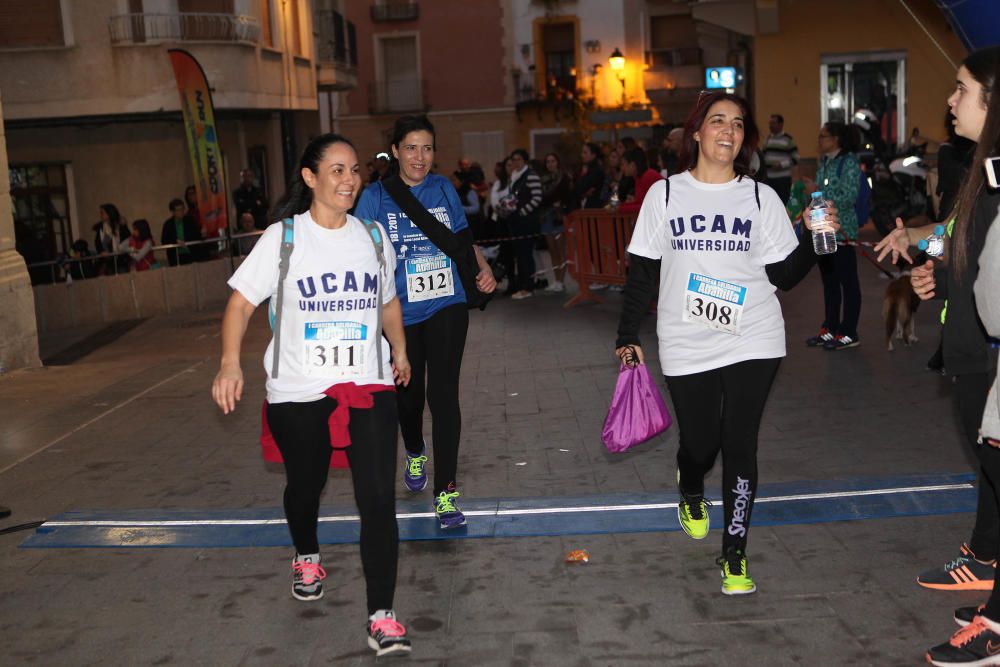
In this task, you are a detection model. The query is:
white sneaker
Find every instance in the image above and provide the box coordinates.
[544,281,565,293]
[511,290,534,300]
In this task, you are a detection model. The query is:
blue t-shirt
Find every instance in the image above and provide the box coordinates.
[354,173,469,326]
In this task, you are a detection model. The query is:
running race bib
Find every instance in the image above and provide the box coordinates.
[405,254,454,302]
[681,273,747,336]
[302,321,367,378]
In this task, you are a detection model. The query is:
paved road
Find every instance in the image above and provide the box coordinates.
[0,245,985,666]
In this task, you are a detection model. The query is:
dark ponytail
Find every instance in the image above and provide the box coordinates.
[951,47,1000,281]
[269,133,356,222]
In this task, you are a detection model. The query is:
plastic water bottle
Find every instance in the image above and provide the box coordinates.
[608,182,620,210]
[917,224,946,258]
[809,191,837,255]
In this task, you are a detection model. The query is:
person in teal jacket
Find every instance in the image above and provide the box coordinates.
[804,121,863,351]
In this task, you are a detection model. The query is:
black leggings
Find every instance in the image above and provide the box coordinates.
[266,391,399,614]
[818,245,862,339]
[949,371,1000,622]
[509,216,538,292]
[664,357,782,555]
[397,303,469,496]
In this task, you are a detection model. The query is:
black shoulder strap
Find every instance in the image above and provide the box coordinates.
[663,176,670,209]
[382,174,464,261]
[754,178,761,211]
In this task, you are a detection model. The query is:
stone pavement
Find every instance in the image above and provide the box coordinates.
[0,242,988,666]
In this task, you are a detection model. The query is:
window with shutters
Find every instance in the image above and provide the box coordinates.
[373,35,421,113]
[0,0,65,48]
[259,0,272,47]
[287,0,303,55]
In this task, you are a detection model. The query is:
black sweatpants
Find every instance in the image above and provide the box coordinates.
[664,357,782,555]
[818,245,862,339]
[397,303,469,496]
[266,391,399,615]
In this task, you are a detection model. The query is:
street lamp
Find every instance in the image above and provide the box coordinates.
[609,47,626,106]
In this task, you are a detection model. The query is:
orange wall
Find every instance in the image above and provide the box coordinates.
[754,0,966,158]
[343,1,506,114]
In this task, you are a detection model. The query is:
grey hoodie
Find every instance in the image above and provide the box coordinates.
[975,211,1000,440]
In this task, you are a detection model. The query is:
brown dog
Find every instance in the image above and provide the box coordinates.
[883,276,920,351]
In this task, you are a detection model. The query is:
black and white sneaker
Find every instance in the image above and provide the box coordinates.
[367,610,412,657]
[291,554,326,601]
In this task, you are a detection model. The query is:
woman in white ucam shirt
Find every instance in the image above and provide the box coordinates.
[615,92,837,596]
[211,133,413,658]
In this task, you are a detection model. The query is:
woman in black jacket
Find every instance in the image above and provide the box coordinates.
[572,142,605,209]
[877,46,1000,666]
[92,203,130,274]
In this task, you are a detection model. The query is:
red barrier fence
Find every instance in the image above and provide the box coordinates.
[563,209,638,309]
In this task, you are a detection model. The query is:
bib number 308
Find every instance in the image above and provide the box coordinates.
[687,297,734,325]
[681,273,747,336]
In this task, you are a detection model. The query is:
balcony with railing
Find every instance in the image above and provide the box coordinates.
[644,47,702,69]
[512,72,583,121]
[369,79,427,114]
[642,47,704,117]
[370,1,419,22]
[314,9,358,90]
[108,13,260,45]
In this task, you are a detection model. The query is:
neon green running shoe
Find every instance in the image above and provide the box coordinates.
[676,470,710,540]
[434,484,466,529]
[717,548,757,596]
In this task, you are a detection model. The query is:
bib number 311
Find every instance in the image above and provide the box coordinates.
[302,321,367,378]
[681,273,747,336]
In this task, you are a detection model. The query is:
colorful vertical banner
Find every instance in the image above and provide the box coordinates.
[168,49,227,237]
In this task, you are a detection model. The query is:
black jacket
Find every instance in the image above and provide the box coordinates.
[936,190,1000,376]
[160,215,204,266]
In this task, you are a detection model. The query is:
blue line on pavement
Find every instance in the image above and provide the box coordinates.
[20,472,976,549]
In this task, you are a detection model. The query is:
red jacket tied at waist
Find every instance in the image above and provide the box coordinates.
[260,383,395,469]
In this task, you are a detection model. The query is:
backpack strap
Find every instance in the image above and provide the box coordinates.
[360,218,386,381]
[269,217,295,379]
[754,178,761,211]
[663,176,670,209]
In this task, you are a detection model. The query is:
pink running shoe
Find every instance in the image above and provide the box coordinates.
[367,611,412,657]
[291,555,327,601]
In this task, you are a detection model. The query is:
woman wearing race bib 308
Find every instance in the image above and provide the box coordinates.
[615,92,838,596]
[211,133,414,658]
[354,115,496,529]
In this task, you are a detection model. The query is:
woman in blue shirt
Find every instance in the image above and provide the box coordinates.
[354,115,495,529]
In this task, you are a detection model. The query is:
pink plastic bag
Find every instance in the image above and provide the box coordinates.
[601,363,672,453]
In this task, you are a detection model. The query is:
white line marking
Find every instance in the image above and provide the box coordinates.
[0,361,204,476]
[39,482,973,529]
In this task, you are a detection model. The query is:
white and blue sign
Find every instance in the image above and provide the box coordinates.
[705,66,738,89]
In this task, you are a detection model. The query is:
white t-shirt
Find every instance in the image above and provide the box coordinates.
[627,171,798,376]
[228,212,397,403]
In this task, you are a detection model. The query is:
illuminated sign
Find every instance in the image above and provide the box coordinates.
[705,67,738,89]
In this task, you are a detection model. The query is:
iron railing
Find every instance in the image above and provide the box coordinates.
[108,13,260,45]
[644,47,702,68]
[370,2,419,22]
[314,10,357,66]
[25,232,262,286]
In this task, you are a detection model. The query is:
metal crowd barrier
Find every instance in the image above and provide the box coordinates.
[25,231,264,286]
[563,209,637,309]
